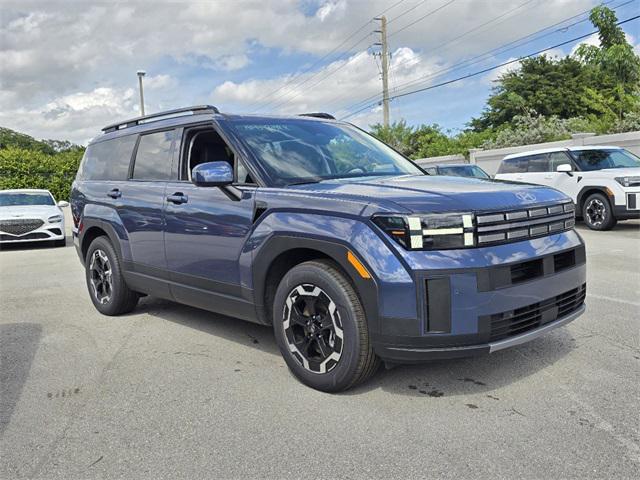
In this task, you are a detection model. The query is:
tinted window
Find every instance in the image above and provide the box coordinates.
[78,136,137,181]
[571,149,640,171]
[132,130,174,180]
[0,192,54,206]
[498,156,528,174]
[549,152,571,171]
[438,165,490,179]
[527,154,549,172]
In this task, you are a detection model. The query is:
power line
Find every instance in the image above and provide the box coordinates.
[340,14,640,120]
[387,0,428,24]
[388,0,457,38]
[334,0,623,115]
[247,0,408,112]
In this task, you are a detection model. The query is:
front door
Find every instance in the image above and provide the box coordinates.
[163,125,257,319]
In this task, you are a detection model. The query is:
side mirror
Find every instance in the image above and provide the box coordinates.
[192,161,233,187]
[556,163,573,175]
[57,200,69,207]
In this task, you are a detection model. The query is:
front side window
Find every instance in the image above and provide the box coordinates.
[549,152,572,171]
[571,149,640,171]
[227,119,422,186]
[78,135,137,181]
[132,130,174,180]
[0,192,54,206]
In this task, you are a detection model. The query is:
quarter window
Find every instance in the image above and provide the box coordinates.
[78,135,137,181]
[132,130,175,180]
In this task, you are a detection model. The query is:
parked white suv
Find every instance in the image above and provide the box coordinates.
[0,189,68,246]
[495,146,640,230]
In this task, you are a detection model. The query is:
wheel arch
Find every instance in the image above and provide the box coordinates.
[79,220,124,265]
[576,186,615,215]
[252,236,379,331]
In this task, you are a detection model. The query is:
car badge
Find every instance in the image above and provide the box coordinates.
[515,191,536,202]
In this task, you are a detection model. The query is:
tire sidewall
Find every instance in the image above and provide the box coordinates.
[583,193,614,230]
[272,263,364,392]
[85,237,126,315]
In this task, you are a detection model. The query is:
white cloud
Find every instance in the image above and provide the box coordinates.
[0,0,601,142]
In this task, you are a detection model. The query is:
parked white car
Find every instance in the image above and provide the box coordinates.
[0,189,68,246]
[494,146,640,230]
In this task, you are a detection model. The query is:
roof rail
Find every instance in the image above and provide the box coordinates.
[299,112,336,120]
[102,105,220,133]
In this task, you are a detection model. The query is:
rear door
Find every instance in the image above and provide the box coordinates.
[118,129,176,280]
[523,153,552,187]
[496,156,528,182]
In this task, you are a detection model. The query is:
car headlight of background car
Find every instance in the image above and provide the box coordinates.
[372,213,475,250]
[615,176,640,188]
[48,214,63,223]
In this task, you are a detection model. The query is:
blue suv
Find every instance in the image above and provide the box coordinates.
[71,105,586,391]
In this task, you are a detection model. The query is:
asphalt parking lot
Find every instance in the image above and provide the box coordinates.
[1,209,638,479]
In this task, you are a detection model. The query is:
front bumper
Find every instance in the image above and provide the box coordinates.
[371,232,587,363]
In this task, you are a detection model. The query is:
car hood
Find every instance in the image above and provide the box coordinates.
[286,175,569,213]
[0,205,61,221]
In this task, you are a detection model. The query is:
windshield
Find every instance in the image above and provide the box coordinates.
[438,165,490,179]
[228,119,423,186]
[571,149,640,171]
[0,192,55,207]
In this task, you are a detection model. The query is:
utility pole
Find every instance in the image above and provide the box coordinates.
[374,16,390,127]
[136,70,146,116]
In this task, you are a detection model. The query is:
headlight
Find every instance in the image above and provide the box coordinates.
[372,213,475,250]
[615,176,640,188]
[48,215,63,223]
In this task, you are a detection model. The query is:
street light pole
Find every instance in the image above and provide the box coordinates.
[136,70,146,116]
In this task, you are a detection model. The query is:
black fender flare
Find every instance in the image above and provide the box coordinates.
[251,235,380,332]
[576,186,615,213]
[78,218,125,265]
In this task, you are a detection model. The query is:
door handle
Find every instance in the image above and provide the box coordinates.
[107,188,121,199]
[167,193,188,204]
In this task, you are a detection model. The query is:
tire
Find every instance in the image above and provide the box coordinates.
[272,260,380,392]
[85,236,138,315]
[582,193,617,231]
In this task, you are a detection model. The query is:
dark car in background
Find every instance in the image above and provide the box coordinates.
[423,163,491,179]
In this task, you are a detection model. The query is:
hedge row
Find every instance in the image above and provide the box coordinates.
[0,146,84,201]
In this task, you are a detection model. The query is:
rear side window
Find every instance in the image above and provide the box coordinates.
[498,156,528,174]
[132,130,175,180]
[78,136,137,181]
[527,154,548,172]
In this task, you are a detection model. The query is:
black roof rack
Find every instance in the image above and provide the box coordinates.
[102,105,220,133]
[299,112,335,120]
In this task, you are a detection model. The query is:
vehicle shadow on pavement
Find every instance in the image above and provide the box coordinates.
[137,296,577,398]
[0,323,42,436]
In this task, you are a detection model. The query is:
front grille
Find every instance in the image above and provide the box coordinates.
[476,201,575,246]
[0,232,49,241]
[487,284,586,342]
[0,219,44,236]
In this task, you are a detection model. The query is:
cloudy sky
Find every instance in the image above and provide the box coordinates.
[1,0,639,145]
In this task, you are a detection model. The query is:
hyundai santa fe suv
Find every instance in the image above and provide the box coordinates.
[71,105,587,392]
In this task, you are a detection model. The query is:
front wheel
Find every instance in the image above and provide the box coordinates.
[583,193,617,230]
[272,260,380,392]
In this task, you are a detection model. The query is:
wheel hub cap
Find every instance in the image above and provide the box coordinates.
[89,249,112,304]
[282,284,343,374]
[586,199,605,226]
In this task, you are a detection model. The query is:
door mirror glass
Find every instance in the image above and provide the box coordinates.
[57,200,69,207]
[192,161,233,187]
[556,163,573,173]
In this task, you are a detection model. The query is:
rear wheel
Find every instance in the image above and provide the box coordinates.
[85,236,138,315]
[583,193,617,230]
[272,260,379,392]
